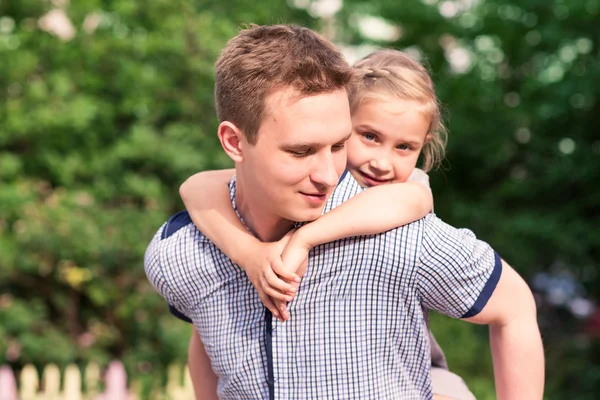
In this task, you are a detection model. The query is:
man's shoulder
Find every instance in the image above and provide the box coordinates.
[144,211,232,322]
[159,211,209,242]
[373,213,443,249]
[146,211,228,290]
[380,213,428,241]
[161,210,194,239]
[153,211,213,261]
[419,212,479,241]
[383,212,476,244]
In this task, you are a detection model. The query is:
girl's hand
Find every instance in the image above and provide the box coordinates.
[275,228,312,319]
[240,230,300,322]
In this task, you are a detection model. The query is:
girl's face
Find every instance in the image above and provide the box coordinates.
[347,98,431,188]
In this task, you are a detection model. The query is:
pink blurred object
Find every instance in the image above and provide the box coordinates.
[0,365,18,400]
[95,361,130,400]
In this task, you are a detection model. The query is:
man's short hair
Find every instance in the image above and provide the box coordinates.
[215,24,354,144]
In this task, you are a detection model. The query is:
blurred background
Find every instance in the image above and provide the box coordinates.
[0,0,598,398]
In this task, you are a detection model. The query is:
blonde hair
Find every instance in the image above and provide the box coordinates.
[215,25,354,145]
[350,49,447,172]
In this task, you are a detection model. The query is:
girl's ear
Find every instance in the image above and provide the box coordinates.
[218,121,246,163]
[423,133,432,145]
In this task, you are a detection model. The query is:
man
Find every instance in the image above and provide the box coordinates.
[145,24,544,399]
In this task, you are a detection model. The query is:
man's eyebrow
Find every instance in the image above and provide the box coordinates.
[280,142,316,150]
[282,133,352,149]
[339,132,352,142]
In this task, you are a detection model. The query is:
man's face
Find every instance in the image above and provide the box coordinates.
[347,98,430,187]
[239,87,352,223]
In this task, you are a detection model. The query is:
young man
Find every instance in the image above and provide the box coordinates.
[144,24,544,399]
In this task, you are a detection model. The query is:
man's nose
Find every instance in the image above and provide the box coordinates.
[311,151,340,188]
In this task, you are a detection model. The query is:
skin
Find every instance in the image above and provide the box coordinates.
[347,97,431,187]
[286,97,433,272]
[219,87,352,242]
[188,330,218,400]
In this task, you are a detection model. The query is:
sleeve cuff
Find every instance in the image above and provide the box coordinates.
[460,251,502,318]
[169,304,193,323]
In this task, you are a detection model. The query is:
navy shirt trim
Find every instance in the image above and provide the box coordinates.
[461,251,503,318]
[265,309,275,400]
[161,210,193,240]
[169,304,193,323]
[163,211,194,323]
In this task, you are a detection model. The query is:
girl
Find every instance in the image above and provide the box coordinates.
[181,49,474,400]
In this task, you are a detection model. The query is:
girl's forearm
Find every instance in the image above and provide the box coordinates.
[296,182,433,248]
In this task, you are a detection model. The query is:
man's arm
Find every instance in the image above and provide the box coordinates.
[188,328,219,400]
[416,216,544,400]
[463,260,544,400]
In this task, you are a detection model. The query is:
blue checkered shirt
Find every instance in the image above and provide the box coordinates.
[144,172,501,399]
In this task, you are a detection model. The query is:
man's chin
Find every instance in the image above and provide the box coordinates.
[287,207,325,223]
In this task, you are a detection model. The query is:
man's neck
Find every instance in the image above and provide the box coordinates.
[234,178,294,243]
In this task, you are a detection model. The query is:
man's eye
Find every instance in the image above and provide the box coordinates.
[290,150,310,157]
[332,143,346,151]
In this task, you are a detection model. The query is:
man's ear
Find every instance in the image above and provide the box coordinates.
[218,121,246,163]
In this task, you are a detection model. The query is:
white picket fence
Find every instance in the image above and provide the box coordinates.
[0,361,194,400]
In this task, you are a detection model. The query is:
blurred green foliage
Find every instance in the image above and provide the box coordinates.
[0,0,598,398]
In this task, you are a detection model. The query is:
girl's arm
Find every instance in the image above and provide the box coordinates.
[180,169,249,263]
[302,181,432,246]
[282,181,433,276]
[180,170,299,321]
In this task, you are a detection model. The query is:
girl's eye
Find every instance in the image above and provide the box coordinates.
[396,144,412,151]
[363,132,376,141]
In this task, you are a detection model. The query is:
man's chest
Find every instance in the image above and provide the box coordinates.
[183,232,427,395]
